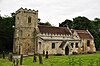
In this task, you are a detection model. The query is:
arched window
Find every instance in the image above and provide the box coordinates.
[71,43,74,48]
[52,43,55,49]
[28,16,31,23]
[87,40,90,46]
[75,43,78,48]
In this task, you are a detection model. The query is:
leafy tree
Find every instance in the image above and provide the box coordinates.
[38,21,52,26]
[91,18,100,50]
[0,15,15,52]
[73,16,93,29]
[93,18,100,32]
[59,19,73,28]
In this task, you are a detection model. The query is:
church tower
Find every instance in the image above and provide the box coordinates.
[13,8,38,55]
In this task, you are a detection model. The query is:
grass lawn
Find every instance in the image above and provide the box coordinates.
[0,51,100,66]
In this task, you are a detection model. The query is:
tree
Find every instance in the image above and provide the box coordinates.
[91,18,100,50]
[93,18,100,33]
[59,19,73,28]
[38,21,52,26]
[73,16,93,29]
[0,15,15,52]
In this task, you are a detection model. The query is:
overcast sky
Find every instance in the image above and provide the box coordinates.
[0,0,100,26]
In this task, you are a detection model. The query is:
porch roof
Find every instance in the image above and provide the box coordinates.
[40,37,80,41]
[59,40,67,48]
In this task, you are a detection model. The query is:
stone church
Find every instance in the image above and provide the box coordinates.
[13,8,96,55]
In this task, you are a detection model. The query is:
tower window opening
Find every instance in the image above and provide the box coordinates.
[28,16,31,23]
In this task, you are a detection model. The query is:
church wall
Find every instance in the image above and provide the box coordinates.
[38,38,62,55]
[81,39,96,53]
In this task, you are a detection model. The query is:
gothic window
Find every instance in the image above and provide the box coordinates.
[87,40,90,46]
[71,43,74,48]
[39,42,41,49]
[76,43,78,48]
[28,16,31,23]
[52,43,55,49]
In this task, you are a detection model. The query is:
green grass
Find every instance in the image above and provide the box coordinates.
[0,51,100,66]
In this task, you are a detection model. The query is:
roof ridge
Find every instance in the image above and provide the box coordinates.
[38,26,71,35]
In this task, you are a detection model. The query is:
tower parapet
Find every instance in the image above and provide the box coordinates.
[16,7,38,15]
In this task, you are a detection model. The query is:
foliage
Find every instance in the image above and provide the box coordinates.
[59,19,73,28]
[38,21,52,26]
[0,15,15,52]
[73,16,93,29]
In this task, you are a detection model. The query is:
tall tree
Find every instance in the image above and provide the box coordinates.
[59,19,73,28]
[38,21,52,26]
[0,15,15,52]
[73,16,93,29]
[93,18,100,31]
[91,18,100,50]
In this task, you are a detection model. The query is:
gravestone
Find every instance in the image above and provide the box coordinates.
[2,51,5,59]
[13,59,16,66]
[43,50,45,56]
[20,54,23,65]
[33,54,37,62]
[46,51,48,59]
[8,53,13,61]
[39,54,43,64]
[16,59,19,66]
[0,53,2,58]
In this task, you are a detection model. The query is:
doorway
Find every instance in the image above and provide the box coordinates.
[65,46,69,55]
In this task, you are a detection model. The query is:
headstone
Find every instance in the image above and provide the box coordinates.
[20,54,23,65]
[39,54,43,64]
[46,51,48,59]
[0,54,1,58]
[33,54,37,62]
[13,59,16,66]
[2,51,5,59]
[16,59,19,66]
[43,50,45,56]
[8,53,13,61]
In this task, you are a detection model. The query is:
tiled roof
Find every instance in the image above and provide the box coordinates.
[75,30,93,39]
[38,25,71,35]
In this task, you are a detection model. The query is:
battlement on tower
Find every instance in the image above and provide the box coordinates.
[16,7,38,14]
